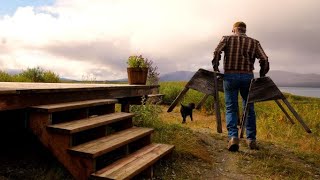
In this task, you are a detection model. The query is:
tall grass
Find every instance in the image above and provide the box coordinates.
[158,81,320,178]
[159,81,320,154]
[130,97,211,160]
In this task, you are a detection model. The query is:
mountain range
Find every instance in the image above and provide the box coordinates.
[5,68,320,87]
[159,70,320,87]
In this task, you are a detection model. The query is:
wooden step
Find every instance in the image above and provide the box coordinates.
[31,99,118,112]
[47,112,134,134]
[68,127,154,158]
[91,143,174,180]
[147,93,164,98]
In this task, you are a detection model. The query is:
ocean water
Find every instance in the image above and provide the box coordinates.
[279,87,320,98]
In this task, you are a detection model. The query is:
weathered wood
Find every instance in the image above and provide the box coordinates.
[240,77,312,138]
[0,82,158,93]
[274,100,295,124]
[186,68,224,94]
[47,112,134,134]
[239,80,254,139]
[121,101,130,113]
[28,111,95,180]
[147,94,164,104]
[239,102,251,138]
[247,77,285,103]
[91,143,174,180]
[69,127,154,158]
[282,99,312,133]
[0,83,158,111]
[31,99,118,113]
[167,87,189,112]
[213,71,222,133]
[118,96,144,113]
[167,68,223,133]
[196,94,209,110]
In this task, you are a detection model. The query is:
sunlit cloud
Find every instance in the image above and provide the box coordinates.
[0,0,319,80]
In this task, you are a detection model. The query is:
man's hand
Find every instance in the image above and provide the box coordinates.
[259,69,266,77]
[259,61,269,77]
[212,59,220,72]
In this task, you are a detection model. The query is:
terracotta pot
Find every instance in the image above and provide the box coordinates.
[127,67,148,85]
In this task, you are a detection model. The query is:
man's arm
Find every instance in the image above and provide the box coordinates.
[255,41,269,77]
[212,36,227,72]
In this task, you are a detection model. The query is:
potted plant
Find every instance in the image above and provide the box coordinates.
[127,55,149,85]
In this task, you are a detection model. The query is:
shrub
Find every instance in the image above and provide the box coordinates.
[145,59,160,86]
[0,70,13,82]
[43,71,60,83]
[0,67,60,83]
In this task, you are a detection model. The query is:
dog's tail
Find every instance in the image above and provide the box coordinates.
[180,103,185,108]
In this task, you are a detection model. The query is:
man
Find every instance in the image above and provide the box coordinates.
[212,21,269,152]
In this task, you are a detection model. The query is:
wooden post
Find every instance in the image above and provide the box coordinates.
[274,100,295,124]
[196,94,209,110]
[282,99,312,133]
[121,101,130,113]
[213,71,222,133]
[239,79,254,138]
[167,87,189,112]
[239,102,250,138]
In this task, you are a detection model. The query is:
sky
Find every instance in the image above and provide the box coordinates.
[0,0,319,80]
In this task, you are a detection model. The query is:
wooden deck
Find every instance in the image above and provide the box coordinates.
[0,82,174,180]
[0,82,158,111]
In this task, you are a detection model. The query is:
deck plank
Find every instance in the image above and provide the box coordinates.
[31,99,118,112]
[47,112,134,134]
[92,143,174,180]
[69,127,154,158]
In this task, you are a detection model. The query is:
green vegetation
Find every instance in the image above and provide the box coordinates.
[1,69,318,179]
[152,81,320,179]
[127,55,148,68]
[0,67,60,83]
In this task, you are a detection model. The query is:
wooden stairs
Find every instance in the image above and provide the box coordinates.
[28,98,174,180]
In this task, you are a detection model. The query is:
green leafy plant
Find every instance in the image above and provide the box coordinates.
[127,55,148,68]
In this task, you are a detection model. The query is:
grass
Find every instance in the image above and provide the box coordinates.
[2,81,319,179]
[144,81,320,179]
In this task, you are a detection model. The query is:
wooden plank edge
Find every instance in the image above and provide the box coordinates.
[30,99,119,113]
[67,128,154,159]
[46,113,134,134]
[91,143,174,179]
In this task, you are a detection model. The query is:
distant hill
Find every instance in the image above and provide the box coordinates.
[267,71,320,87]
[159,71,195,81]
[159,70,320,87]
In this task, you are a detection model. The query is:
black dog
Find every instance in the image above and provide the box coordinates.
[180,103,195,123]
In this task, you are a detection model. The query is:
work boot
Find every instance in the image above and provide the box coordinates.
[247,139,259,150]
[228,137,239,152]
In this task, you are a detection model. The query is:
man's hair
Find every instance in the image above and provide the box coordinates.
[234,27,246,33]
[233,21,246,33]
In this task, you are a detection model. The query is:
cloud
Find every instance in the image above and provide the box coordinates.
[0,0,319,80]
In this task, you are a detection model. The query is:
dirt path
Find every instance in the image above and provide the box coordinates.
[194,128,255,180]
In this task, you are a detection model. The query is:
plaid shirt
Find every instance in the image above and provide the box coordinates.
[213,34,268,73]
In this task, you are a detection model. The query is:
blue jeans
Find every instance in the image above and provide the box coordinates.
[223,73,256,140]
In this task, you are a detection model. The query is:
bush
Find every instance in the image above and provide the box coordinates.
[43,71,60,83]
[130,96,163,128]
[0,71,13,82]
[0,67,60,83]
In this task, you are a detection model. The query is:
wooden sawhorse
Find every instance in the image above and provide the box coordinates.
[167,68,224,133]
[239,77,312,138]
